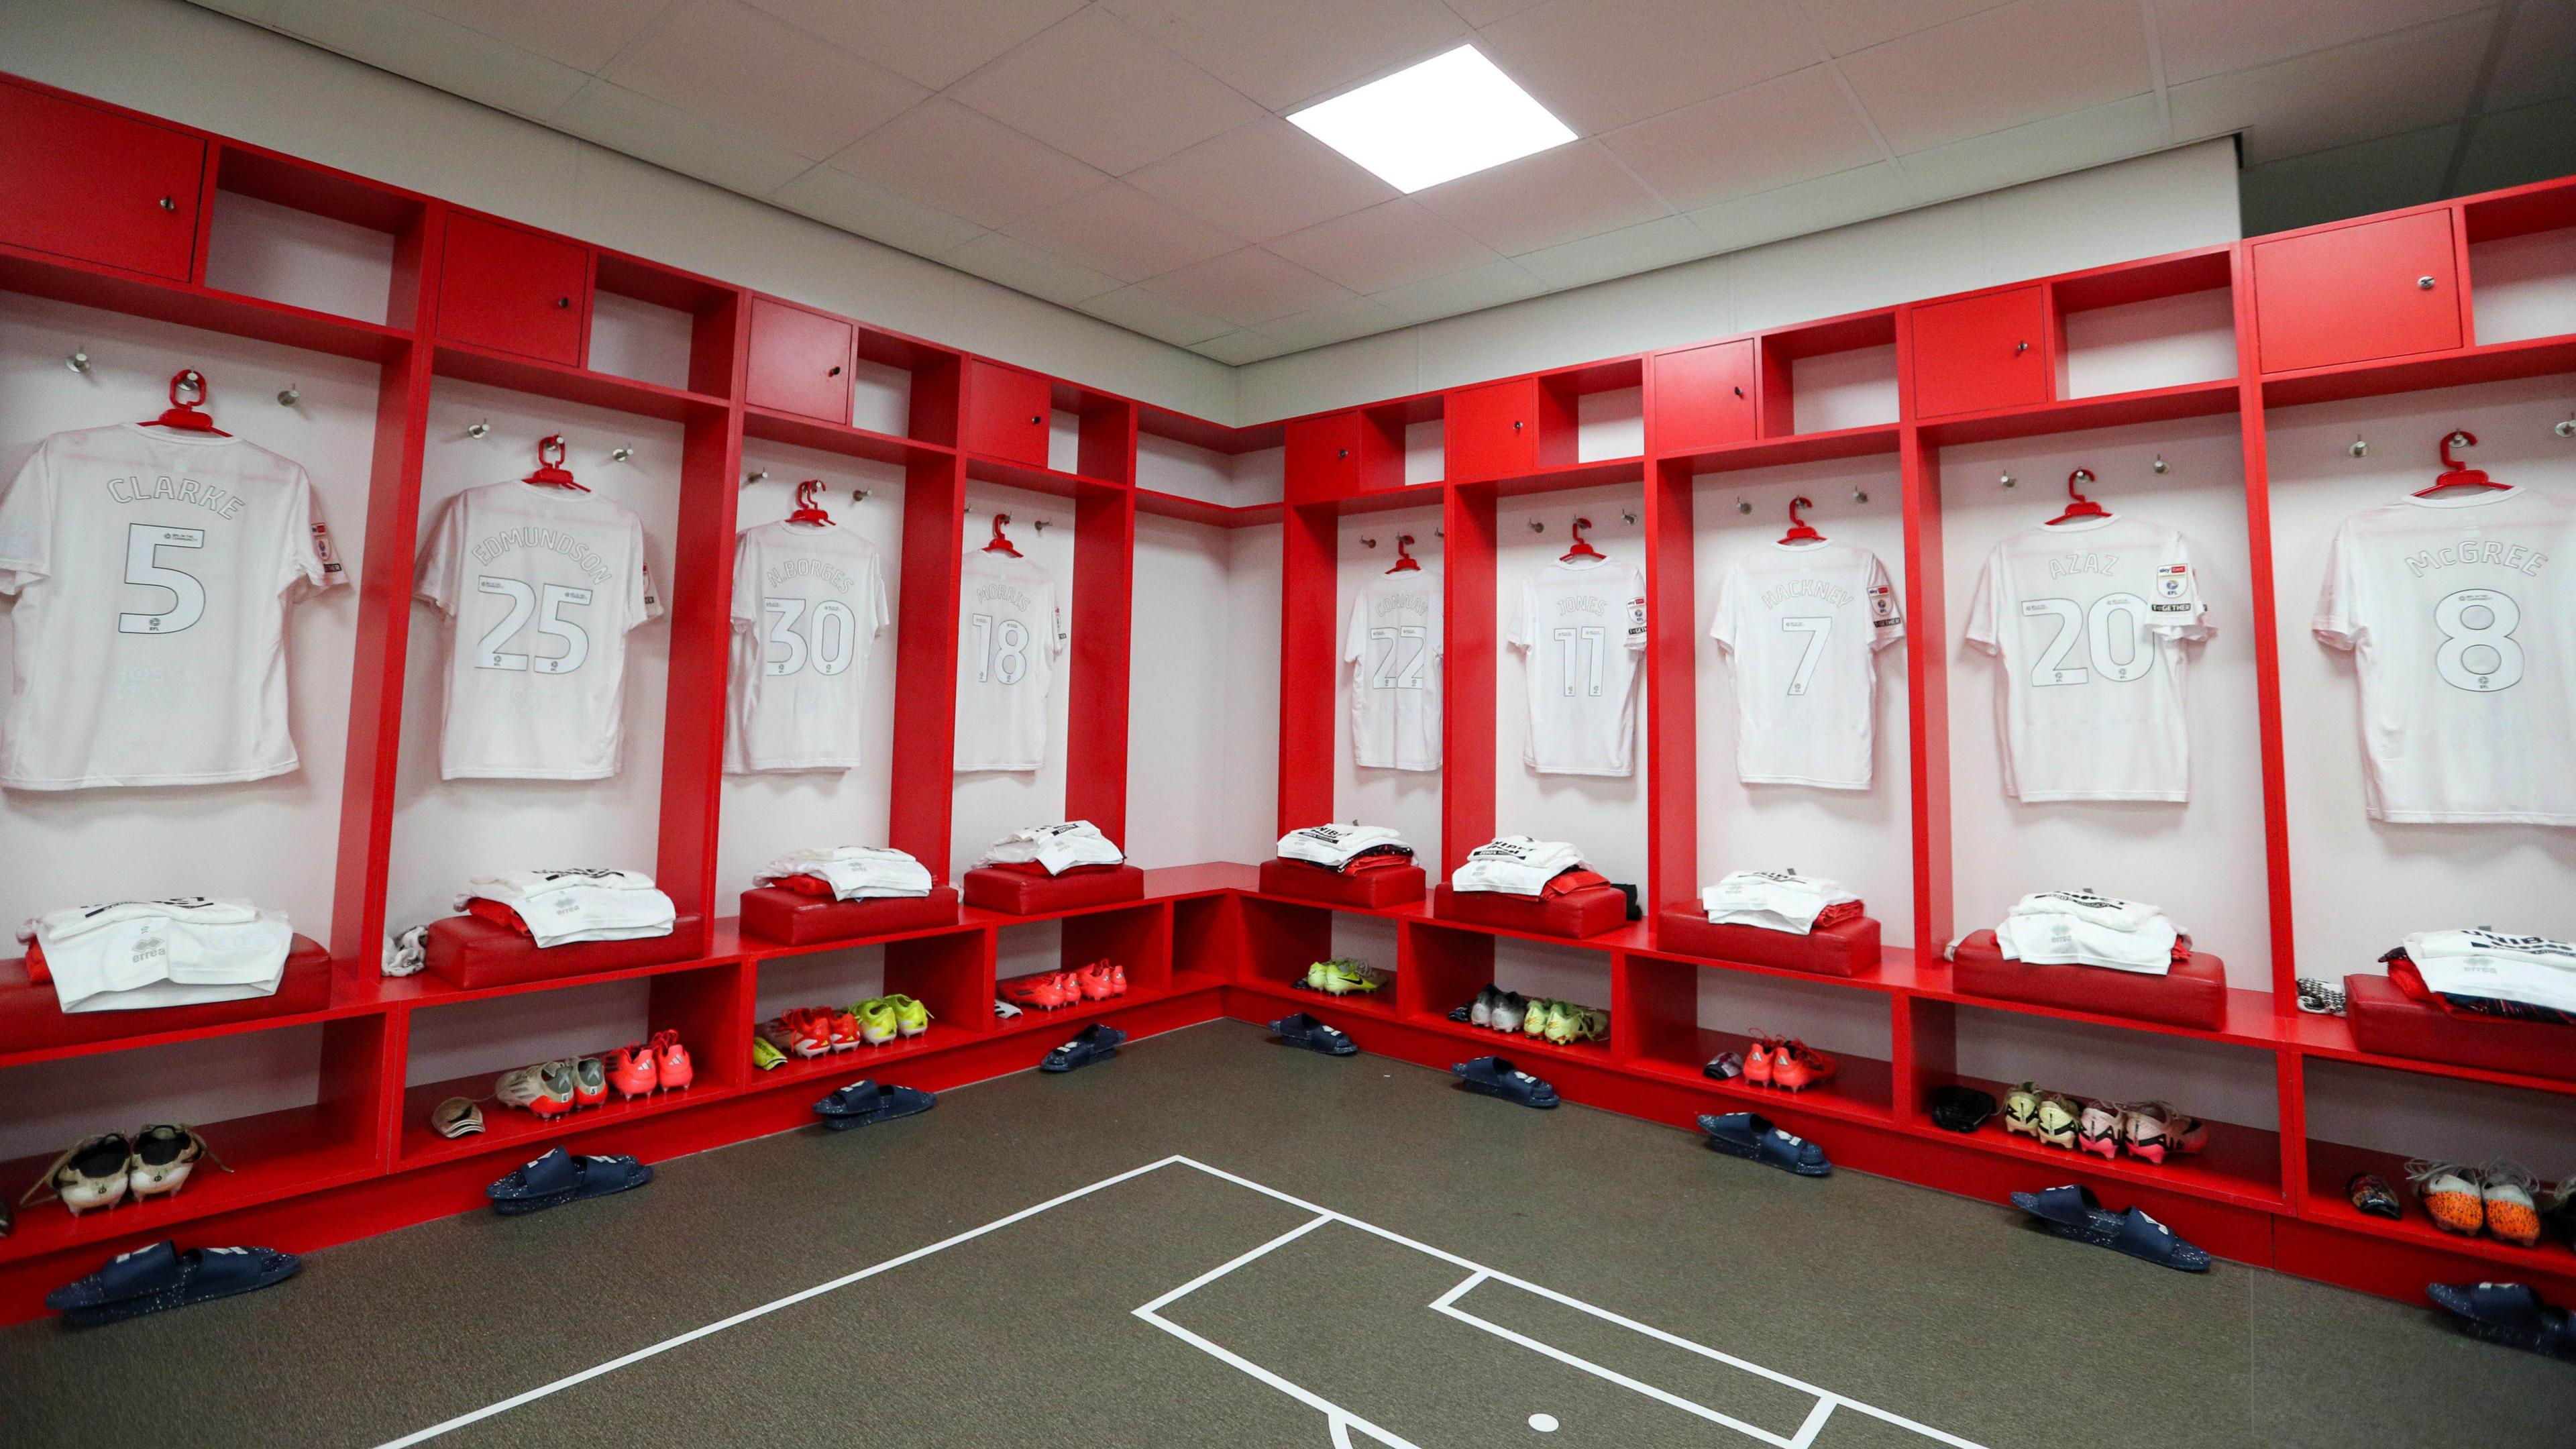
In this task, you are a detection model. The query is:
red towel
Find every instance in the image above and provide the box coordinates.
[1542,868,1609,898]
[464,897,535,938]
[1811,899,1866,930]
[775,873,838,898]
[986,860,1118,878]
[23,938,49,985]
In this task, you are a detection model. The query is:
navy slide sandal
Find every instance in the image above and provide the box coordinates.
[2011,1184,2210,1272]
[814,1079,937,1132]
[1452,1055,1559,1108]
[1698,1112,1831,1176]
[46,1240,301,1327]
[1042,1023,1126,1073]
[1269,1012,1357,1056]
[485,1147,654,1216]
[2428,1282,2576,1361]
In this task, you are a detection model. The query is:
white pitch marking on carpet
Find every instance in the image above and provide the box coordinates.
[1529,1412,1559,1432]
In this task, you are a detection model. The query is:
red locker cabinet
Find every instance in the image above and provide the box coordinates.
[1909,286,2049,417]
[1652,340,1758,453]
[1446,377,1574,480]
[964,360,1053,467]
[2252,211,2463,374]
[745,297,853,421]
[0,81,205,281]
[435,213,590,366]
[1286,413,1360,500]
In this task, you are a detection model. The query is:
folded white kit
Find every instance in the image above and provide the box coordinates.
[458,867,677,949]
[2404,928,2576,1014]
[21,897,293,1013]
[754,846,934,901]
[1992,890,2180,975]
[1450,837,1585,896]
[1701,870,1859,934]
[977,821,1126,875]
[1277,824,1413,870]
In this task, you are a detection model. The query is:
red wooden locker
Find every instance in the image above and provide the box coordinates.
[435,212,589,365]
[2251,211,2463,374]
[1445,377,1573,479]
[0,81,205,280]
[743,296,853,421]
[1909,286,2049,417]
[964,360,1052,466]
[1650,340,1757,453]
[1285,413,1360,500]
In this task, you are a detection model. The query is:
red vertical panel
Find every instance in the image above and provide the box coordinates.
[1075,398,1135,485]
[326,209,437,975]
[2233,248,2299,996]
[1442,486,1497,875]
[1277,501,1338,833]
[1899,428,1951,959]
[1066,482,1134,843]
[1642,458,1698,912]
[906,353,961,449]
[889,451,967,877]
[652,294,747,941]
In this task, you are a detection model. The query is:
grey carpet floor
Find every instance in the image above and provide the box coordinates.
[2,1018,2568,1448]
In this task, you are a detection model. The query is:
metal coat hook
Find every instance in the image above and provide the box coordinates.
[276,383,300,407]
[466,419,490,439]
[66,349,91,374]
[1433,527,1444,538]
[2151,454,2169,474]
[1360,536,1379,548]
[1620,509,1638,525]
[2000,472,2017,488]
[2350,436,2369,458]
[1527,519,1546,533]
[1853,486,1871,504]
[2556,415,2575,439]
[746,468,769,484]
[1736,497,1752,515]
[609,446,633,464]
[849,488,870,503]
[1032,519,1049,535]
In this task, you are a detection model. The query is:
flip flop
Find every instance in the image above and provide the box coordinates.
[484,1147,653,1216]
[1042,1024,1126,1073]
[2011,1184,2210,1273]
[46,1240,300,1327]
[812,1079,937,1132]
[1269,1012,1357,1056]
[2427,1282,2576,1362]
[1451,1055,1558,1108]
[1697,1112,1829,1176]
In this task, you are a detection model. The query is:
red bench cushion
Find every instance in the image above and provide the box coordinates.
[1654,910,1880,977]
[2345,972,2576,1083]
[1431,883,1628,939]
[1258,859,1427,908]
[425,912,700,989]
[0,934,331,1053]
[1951,928,2226,1029]
[961,864,1145,915]
[740,887,960,945]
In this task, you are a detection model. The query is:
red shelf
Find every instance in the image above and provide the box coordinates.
[1134,487,1280,528]
[2282,1010,2576,1097]
[2260,331,2576,407]
[397,1068,733,1167]
[1915,378,2241,446]
[0,1104,377,1266]
[1907,1078,2285,1210]
[1462,455,1646,498]
[431,341,730,422]
[2305,1140,2576,1271]
[1228,974,1402,1021]
[963,452,1120,498]
[1654,423,1900,475]
[741,405,954,468]
[1627,1028,1897,1127]
[352,949,745,1013]
[741,1029,954,1095]
[0,246,411,362]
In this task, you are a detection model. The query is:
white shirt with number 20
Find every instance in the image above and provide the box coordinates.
[954,547,1067,772]
[1508,554,1648,776]
[1965,515,2210,802]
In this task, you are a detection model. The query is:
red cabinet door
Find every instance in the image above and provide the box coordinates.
[437,213,590,366]
[745,297,854,421]
[1910,286,2049,417]
[1446,378,1542,480]
[2253,211,2462,374]
[0,83,205,280]
[1652,340,1757,453]
[1285,413,1360,501]
[964,361,1052,467]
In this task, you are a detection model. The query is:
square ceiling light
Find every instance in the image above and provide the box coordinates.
[1287,46,1576,194]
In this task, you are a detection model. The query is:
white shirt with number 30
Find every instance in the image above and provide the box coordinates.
[725,520,889,773]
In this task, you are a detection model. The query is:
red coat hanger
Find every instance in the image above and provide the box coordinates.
[982,512,1020,557]
[144,369,229,436]
[1560,516,1603,562]
[1387,533,1421,573]
[2414,429,2506,496]
[1780,495,1824,544]
[523,434,587,490]
[787,479,834,526]
[2045,468,2108,525]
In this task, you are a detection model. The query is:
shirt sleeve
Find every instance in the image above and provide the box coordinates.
[1049,580,1069,658]
[1866,551,1904,650]
[1623,564,1648,652]
[283,471,347,601]
[2151,533,2212,641]
[413,493,461,615]
[1505,580,1532,653]
[0,439,56,595]
[2313,520,2360,650]
[629,515,664,630]
[729,530,759,633]
[866,548,891,639]
[1342,588,1369,668]
[1963,548,2000,654]
[1709,562,1739,654]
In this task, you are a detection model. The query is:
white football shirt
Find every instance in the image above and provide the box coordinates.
[1965,515,2211,802]
[725,521,890,773]
[0,424,344,790]
[2314,487,2576,824]
[954,548,1066,771]
[1711,540,1903,789]
[1508,555,1648,775]
[415,481,661,780]
[1344,573,1442,771]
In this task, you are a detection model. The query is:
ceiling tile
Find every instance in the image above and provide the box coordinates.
[1838,0,2151,154]
[1102,0,1466,111]
[553,79,812,193]
[1790,0,2012,56]
[1269,201,1503,293]
[1684,162,1911,254]
[1126,119,1398,241]
[827,98,1108,230]
[2168,10,2489,164]
[1192,329,1295,364]
[1512,214,1714,288]
[942,231,1122,306]
[192,0,282,20]
[947,8,1263,175]
[2455,96,2576,197]
[1142,248,1353,327]
[1599,66,1881,212]
[604,0,924,160]
[1254,294,1406,352]
[1371,258,1552,323]
[2485,1,2576,111]
[1476,0,1821,134]
[2151,0,2492,86]
[2237,124,2457,235]
[1077,285,1235,347]
[1003,182,1239,284]
[1413,141,1668,255]
[273,0,591,119]
[412,0,676,73]
[1898,93,2165,203]
[740,0,1084,89]
[769,164,988,256]
[1442,0,1550,22]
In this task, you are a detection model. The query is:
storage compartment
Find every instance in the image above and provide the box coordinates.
[751,930,983,1083]
[992,902,1171,1021]
[1652,340,1758,454]
[1446,376,1574,480]
[423,911,704,990]
[2343,973,2576,1083]
[2253,211,2462,373]
[2302,1060,2576,1273]
[203,191,400,325]
[740,887,961,947]
[745,296,853,421]
[1229,896,1394,1007]
[0,80,205,280]
[0,936,331,1056]
[435,212,590,365]
[2465,187,2576,346]
[1909,286,2049,417]
[1409,925,1615,1059]
[1623,953,1895,1121]
[963,360,1051,466]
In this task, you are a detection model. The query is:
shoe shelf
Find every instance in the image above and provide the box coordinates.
[1621,1032,1898,1129]
[394,1069,731,1169]
[2304,1138,2576,1279]
[2275,1010,2576,1102]
[1896,1074,2286,1210]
